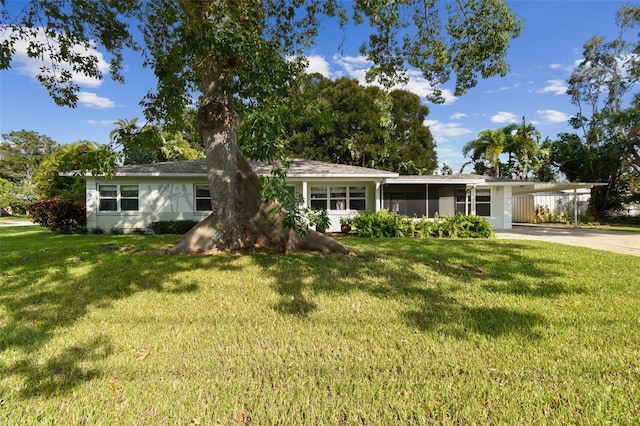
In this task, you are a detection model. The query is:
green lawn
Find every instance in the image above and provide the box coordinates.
[1,226,639,424]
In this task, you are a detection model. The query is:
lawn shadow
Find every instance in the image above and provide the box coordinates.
[255,237,578,339]
[0,227,239,399]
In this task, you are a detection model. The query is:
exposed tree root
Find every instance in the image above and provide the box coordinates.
[171,203,351,255]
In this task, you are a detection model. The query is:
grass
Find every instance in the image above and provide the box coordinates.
[1,226,639,424]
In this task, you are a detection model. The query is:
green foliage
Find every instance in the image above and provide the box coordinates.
[148,220,199,235]
[308,208,331,231]
[109,118,203,165]
[34,140,118,201]
[27,198,86,233]
[0,178,34,214]
[350,210,493,239]
[281,75,438,174]
[550,4,640,218]
[0,130,58,183]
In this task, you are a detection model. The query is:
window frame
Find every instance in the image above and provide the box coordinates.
[194,184,212,212]
[98,184,139,212]
[474,188,491,217]
[310,185,367,211]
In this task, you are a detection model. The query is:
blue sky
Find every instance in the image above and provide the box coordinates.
[0,1,633,172]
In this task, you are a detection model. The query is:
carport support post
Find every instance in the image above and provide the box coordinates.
[573,188,578,228]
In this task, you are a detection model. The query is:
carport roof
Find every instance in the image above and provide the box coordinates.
[511,182,607,195]
[384,175,606,194]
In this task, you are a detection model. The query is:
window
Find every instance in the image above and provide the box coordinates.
[455,188,469,215]
[120,185,139,211]
[475,189,491,216]
[348,186,366,210]
[99,185,139,212]
[99,185,117,211]
[452,187,490,216]
[310,186,328,209]
[195,184,212,211]
[330,186,346,210]
[310,186,367,211]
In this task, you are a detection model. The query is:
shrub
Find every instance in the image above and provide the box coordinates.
[27,198,86,233]
[149,220,199,234]
[350,210,416,238]
[350,210,493,239]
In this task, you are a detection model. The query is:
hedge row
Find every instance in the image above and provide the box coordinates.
[349,210,493,239]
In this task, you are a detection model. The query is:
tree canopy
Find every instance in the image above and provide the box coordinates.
[551,4,640,217]
[1,0,523,253]
[275,74,437,175]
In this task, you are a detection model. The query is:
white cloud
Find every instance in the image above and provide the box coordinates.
[537,109,570,123]
[424,119,473,142]
[306,55,331,77]
[449,112,467,120]
[87,119,117,126]
[78,92,115,109]
[328,54,457,104]
[400,70,457,104]
[537,79,567,96]
[491,111,518,124]
[3,27,109,89]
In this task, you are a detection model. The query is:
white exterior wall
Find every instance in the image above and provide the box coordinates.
[91,177,209,231]
[89,177,382,233]
[487,185,512,230]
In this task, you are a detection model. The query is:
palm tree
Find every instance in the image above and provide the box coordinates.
[462,129,506,177]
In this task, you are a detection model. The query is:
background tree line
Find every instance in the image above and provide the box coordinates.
[461,4,640,220]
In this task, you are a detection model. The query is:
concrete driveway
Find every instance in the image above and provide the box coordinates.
[496,224,640,257]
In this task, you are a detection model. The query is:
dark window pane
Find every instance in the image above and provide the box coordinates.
[350,199,366,211]
[310,199,327,209]
[121,199,139,211]
[196,198,212,211]
[311,187,327,199]
[99,199,117,211]
[476,204,491,216]
[349,186,366,198]
[99,185,117,198]
[330,199,346,210]
[330,186,346,198]
[121,185,138,198]
[195,185,210,198]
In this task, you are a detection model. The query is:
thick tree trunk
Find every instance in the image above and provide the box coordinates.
[172,96,349,255]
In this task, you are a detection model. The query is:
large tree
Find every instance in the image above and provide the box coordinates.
[0,130,58,183]
[281,75,437,174]
[1,0,522,253]
[552,4,640,217]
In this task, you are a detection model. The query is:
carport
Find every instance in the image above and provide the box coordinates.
[511,182,607,228]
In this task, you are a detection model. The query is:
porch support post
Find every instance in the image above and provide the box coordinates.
[573,188,578,228]
[376,181,382,211]
[302,181,308,208]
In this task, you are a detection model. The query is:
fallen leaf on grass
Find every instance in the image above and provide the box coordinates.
[134,347,151,361]
[459,264,484,274]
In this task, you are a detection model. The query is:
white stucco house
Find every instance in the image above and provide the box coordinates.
[81,159,603,232]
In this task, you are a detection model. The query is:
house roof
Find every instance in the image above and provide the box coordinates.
[108,158,399,179]
[79,159,606,194]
